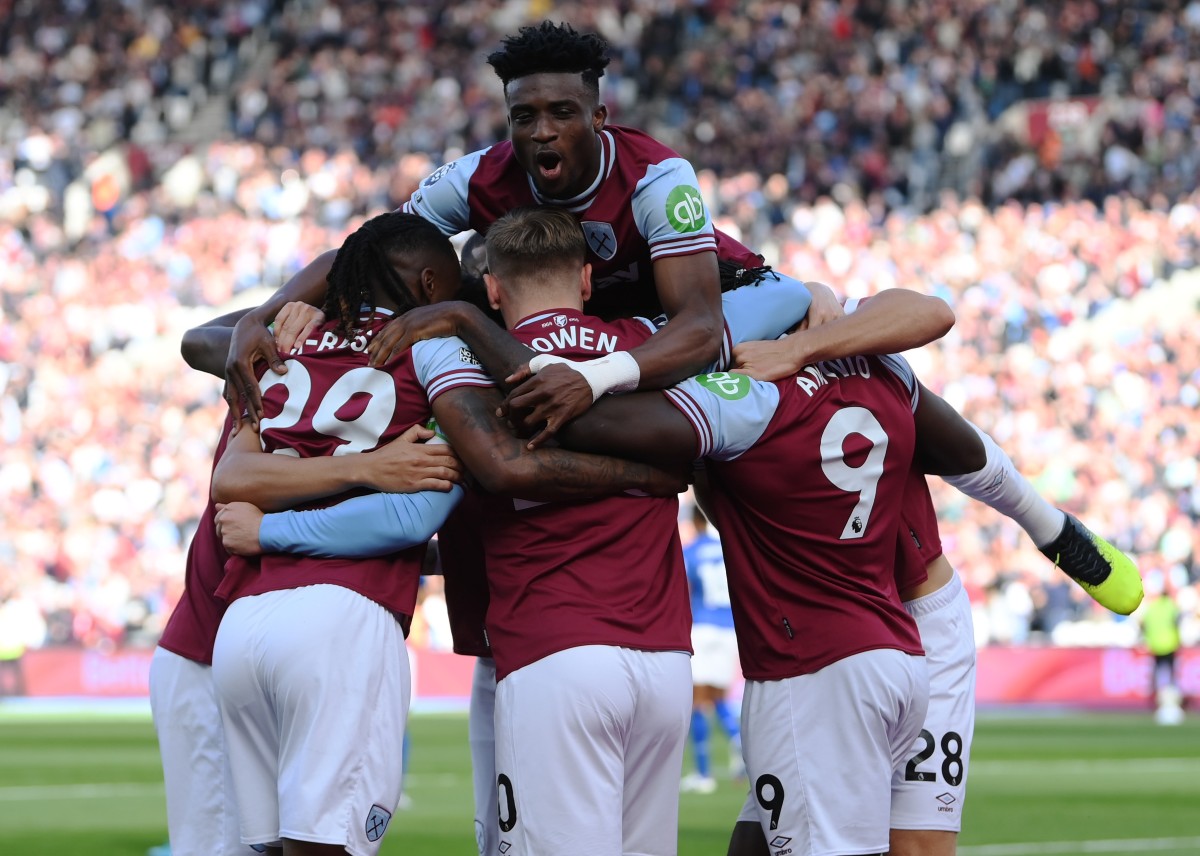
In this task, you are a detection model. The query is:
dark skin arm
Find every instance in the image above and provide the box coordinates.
[552,389,700,471]
[549,372,983,487]
[366,301,534,392]
[912,381,987,476]
[432,386,688,500]
[181,309,252,379]
[223,249,337,432]
[364,301,575,446]
[503,251,724,446]
[614,252,724,387]
[211,422,461,511]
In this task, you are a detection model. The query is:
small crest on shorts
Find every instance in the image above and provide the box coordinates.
[582,221,618,260]
[937,792,957,806]
[365,804,392,842]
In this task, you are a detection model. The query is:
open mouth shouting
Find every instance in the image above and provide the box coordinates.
[534,149,564,185]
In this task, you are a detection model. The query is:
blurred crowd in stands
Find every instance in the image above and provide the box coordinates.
[1,0,1198,657]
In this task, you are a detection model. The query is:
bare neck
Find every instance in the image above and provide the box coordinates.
[501,288,585,330]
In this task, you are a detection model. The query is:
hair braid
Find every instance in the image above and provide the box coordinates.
[324,212,457,338]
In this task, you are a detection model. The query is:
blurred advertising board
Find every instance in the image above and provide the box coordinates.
[6,646,1196,709]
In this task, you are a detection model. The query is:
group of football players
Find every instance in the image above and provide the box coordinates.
[150,21,1143,856]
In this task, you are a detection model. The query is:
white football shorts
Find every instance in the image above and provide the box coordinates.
[470,656,498,856]
[737,648,929,856]
[212,584,411,856]
[891,572,976,832]
[149,646,255,856]
[493,645,692,856]
[690,623,740,689]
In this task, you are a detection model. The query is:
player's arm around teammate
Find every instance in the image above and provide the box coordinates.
[363,283,954,451]
[731,289,955,380]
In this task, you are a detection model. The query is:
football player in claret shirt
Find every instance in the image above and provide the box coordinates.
[149,302,463,856]
[470,207,697,856]
[553,348,934,856]
[207,212,681,856]
[727,458,977,856]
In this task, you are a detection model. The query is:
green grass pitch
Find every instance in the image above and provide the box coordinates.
[1,710,1198,855]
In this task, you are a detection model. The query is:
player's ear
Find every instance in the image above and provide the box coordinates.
[420,267,438,304]
[593,102,607,131]
[483,272,503,311]
[579,263,593,303]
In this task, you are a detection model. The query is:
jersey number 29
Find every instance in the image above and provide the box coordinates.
[258,362,396,455]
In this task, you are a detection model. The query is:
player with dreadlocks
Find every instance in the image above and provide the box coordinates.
[222,22,950,450]
[320,216,425,339]
[207,211,686,856]
[208,211,477,856]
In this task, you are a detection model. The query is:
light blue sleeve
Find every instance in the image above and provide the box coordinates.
[662,371,779,461]
[646,272,812,372]
[258,486,465,558]
[410,336,496,402]
[401,148,489,236]
[714,271,813,369]
[631,156,718,258]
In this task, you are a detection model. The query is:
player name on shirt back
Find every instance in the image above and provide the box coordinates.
[795,356,876,397]
[527,323,621,355]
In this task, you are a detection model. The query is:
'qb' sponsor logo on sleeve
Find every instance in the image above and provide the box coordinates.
[666,185,707,233]
[697,371,750,400]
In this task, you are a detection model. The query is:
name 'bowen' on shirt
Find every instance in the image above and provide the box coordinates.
[529,325,620,354]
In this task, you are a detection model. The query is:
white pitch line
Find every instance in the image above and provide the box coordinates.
[971,758,1199,775]
[959,836,1200,855]
[0,773,465,802]
[0,782,163,801]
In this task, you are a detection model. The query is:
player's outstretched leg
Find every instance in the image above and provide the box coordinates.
[1039,512,1143,615]
[939,422,1143,615]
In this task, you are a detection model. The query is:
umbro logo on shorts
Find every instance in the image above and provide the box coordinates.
[365,804,393,842]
